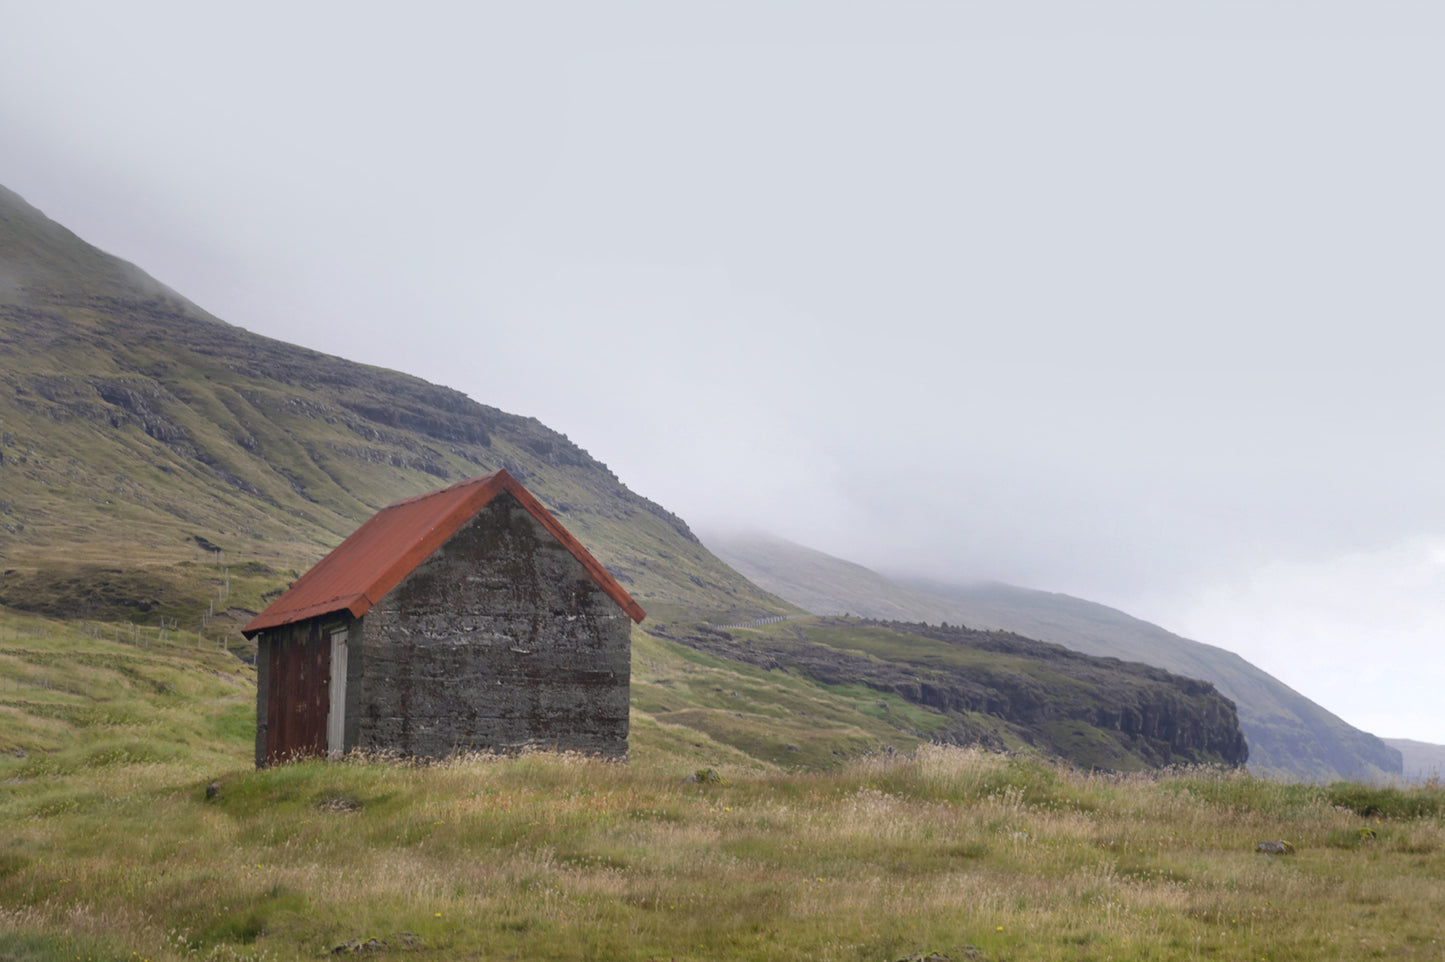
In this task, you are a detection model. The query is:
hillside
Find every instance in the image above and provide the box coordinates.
[1387,739,1445,782]
[0,182,1256,774]
[0,184,789,628]
[655,616,1247,771]
[706,530,1403,783]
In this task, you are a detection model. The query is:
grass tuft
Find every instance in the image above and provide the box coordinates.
[1326,780,1445,819]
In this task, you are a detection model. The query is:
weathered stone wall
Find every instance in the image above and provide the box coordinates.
[353,491,632,759]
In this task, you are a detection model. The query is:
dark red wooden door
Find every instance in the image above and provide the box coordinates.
[265,624,330,764]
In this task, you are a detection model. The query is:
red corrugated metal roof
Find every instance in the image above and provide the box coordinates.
[242,470,645,636]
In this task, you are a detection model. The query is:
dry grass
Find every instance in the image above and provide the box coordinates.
[4,612,1445,961]
[3,746,1445,961]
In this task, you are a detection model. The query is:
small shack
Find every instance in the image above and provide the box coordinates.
[242,469,645,767]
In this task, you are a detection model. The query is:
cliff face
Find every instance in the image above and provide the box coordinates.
[665,617,1248,771]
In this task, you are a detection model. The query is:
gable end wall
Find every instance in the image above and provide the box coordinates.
[354,492,632,758]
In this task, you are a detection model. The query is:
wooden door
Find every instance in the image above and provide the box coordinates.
[265,623,330,764]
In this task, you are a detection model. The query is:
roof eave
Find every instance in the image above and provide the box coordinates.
[241,594,371,638]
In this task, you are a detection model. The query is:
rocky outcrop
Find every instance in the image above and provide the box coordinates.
[667,617,1248,771]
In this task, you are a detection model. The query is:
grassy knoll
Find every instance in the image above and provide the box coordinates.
[3,613,1445,961]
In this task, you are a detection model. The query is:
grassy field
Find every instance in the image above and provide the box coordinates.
[3,611,1445,962]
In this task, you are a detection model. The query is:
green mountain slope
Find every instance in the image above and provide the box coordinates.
[706,531,1402,782]
[0,183,1250,773]
[0,184,790,628]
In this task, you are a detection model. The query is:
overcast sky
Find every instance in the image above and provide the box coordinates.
[3,1,1442,743]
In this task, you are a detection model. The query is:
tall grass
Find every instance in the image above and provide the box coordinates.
[4,746,1445,961]
[4,613,1445,960]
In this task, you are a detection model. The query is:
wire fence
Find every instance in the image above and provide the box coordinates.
[712,614,807,630]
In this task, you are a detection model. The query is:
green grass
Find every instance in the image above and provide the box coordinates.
[3,609,1445,961]
[632,629,963,768]
[5,747,1445,961]
[0,612,252,775]
[1326,781,1445,819]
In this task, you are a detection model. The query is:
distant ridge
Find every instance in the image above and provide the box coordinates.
[706,530,1403,783]
[1386,739,1445,782]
